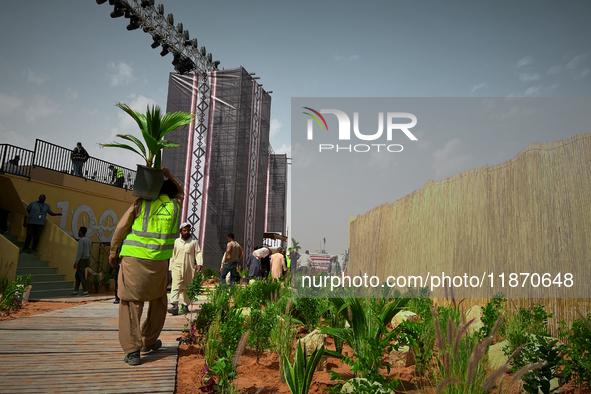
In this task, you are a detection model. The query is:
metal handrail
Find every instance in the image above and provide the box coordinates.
[33,139,137,189]
[0,144,34,178]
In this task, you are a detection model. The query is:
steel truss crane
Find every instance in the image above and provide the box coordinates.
[96,0,219,74]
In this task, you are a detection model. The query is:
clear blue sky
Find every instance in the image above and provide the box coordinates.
[1,1,590,253]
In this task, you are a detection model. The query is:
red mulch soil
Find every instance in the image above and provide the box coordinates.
[4,300,590,393]
[176,336,434,394]
[175,335,591,394]
[0,300,89,322]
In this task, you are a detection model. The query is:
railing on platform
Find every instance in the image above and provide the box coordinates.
[33,139,137,190]
[91,241,111,276]
[0,144,34,178]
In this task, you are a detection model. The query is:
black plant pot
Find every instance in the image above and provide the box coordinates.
[133,165,164,200]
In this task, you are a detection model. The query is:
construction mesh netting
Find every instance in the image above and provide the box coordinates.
[163,67,280,269]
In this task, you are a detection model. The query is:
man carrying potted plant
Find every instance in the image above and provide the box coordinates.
[101,102,195,364]
[108,167,183,366]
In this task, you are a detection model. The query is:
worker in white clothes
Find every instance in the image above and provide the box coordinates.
[167,222,202,315]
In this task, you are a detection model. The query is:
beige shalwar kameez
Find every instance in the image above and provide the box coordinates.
[169,236,202,307]
[270,253,287,279]
[110,188,183,354]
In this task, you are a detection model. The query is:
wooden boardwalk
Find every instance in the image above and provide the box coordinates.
[0,300,196,393]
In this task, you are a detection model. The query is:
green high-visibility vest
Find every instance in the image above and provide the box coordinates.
[286,255,291,268]
[120,194,179,260]
[114,166,124,179]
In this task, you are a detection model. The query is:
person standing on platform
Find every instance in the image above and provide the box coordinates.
[109,165,125,188]
[71,142,89,177]
[220,233,243,287]
[22,194,63,254]
[4,155,22,175]
[168,222,202,315]
[108,167,182,366]
[71,226,92,297]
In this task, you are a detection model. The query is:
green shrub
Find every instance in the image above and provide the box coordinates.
[203,353,238,394]
[247,307,276,362]
[519,304,553,336]
[407,287,434,321]
[291,297,323,333]
[204,313,222,368]
[186,271,205,303]
[219,308,247,358]
[320,297,408,382]
[270,307,297,381]
[504,304,553,373]
[559,312,591,387]
[516,335,564,394]
[201,268,218,281]
[0,273,32,317]
[479,293,505,339]
[398,318,435,377]
[258,278,283,303]
[233,280,265,309]
[201,330,249,394]
[233,278,285,309]
[193,302,219,338]
[208,284,231,315]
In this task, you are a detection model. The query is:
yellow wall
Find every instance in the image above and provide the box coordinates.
[10,168,136,242]
[0,235,19,281]
[1,170,138,281]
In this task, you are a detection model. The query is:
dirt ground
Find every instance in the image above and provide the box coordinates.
[175,335,591,394]
[3,300,590,393]
[0,300,90,322]
[175,337,427,394]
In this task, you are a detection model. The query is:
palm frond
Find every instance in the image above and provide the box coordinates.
[103,102,193,167]
[116,103,148,132]
[157,139,181,149]
[113,134,147,158]
[140,129,159,156]
[145,104,162,140]
[99,143,143,158]
[159,111,195,137]
[318,326,352,343]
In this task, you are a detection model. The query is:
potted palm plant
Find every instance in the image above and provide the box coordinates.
[101,103,194,199]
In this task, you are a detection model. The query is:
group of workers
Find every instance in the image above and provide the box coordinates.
[105,168,291,366]
[16,166,291,367]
